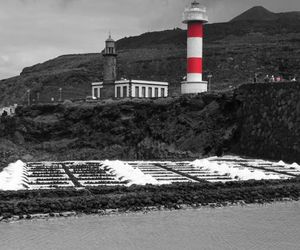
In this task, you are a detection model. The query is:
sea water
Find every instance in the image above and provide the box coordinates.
[1,201,299,250]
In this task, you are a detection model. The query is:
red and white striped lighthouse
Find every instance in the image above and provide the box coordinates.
[182,1,208,94]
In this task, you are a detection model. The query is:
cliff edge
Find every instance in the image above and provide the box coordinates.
[1,82,300,170]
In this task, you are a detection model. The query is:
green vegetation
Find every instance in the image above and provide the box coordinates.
[0,179,299,219]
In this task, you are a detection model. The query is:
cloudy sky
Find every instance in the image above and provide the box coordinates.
[0,0,299,80]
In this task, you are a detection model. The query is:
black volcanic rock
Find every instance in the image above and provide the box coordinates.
[1,83,300,164]
[230,6,277,22]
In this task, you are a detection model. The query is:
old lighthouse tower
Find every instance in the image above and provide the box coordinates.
[101,35,117,99]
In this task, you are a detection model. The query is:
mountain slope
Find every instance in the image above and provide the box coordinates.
[230,6,277,22]
[231,6,300,23]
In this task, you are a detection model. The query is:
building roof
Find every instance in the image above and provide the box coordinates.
[92,79,169,86]
[92,82,103,86]
[105,35,115,42]
[115,79,169,86]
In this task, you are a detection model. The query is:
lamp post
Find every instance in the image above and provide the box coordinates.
[59,88,62,102]
[207,74,213,92]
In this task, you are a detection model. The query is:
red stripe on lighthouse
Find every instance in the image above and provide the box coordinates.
[187,58,202,73]
[188,23,203,37]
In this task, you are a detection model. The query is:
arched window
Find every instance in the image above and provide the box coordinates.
[148,87,152,98]
[116,87,121,98]
[155,88,159,98]
[142,87,146,97]
[123,86,127,97]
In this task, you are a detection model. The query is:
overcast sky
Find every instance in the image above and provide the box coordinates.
[0,0,299,80]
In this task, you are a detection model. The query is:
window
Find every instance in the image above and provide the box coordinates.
[142,87,146,98]
[116,87,121,98]
[155,88,159,98]
[108,47,114,54]
[135,86,139,97]
[93,88,98,98]
[123,86,127,98]
[161,88,165,97]
[148,87,152,98]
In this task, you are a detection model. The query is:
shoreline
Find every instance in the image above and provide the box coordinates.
[1,197,297,224]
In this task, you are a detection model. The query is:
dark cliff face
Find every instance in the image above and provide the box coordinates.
[233,82,300,162]
[0,92,240,164]
[1,83,300,169]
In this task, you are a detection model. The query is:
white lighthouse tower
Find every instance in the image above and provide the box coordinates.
[181,1,208,94]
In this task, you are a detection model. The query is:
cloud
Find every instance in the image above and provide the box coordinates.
[0,0,299,80]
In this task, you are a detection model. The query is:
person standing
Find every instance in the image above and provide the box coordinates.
[264,75,269,83]
[253,74,257,83]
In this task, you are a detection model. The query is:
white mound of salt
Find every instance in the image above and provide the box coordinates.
[191,158,280,181]
[103,160,160,186]
[0,160,26,191]
[290,163,300,171]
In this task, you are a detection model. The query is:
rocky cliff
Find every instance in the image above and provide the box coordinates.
[0,91,239,164]
[1,83,300,170]
[234,82,300,161]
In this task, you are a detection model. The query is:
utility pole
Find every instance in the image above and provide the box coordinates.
[207,74,213,92]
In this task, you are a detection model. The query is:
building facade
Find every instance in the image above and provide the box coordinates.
[92,79,168,99]
[92,36,169,99]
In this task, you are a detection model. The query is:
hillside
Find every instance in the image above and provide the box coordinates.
[230,6,277,22]
[231,6,300,22]
[0,6,300,106]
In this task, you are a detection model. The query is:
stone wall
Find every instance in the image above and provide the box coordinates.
[234,82,300,162]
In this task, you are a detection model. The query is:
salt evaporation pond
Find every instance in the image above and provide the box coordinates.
[1,155,300,190]
[1,201,299,250]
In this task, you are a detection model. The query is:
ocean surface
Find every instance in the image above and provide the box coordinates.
[1,201,299,250]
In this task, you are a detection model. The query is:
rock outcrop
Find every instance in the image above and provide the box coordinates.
[1,82,299,169]
[234,82,300,162]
